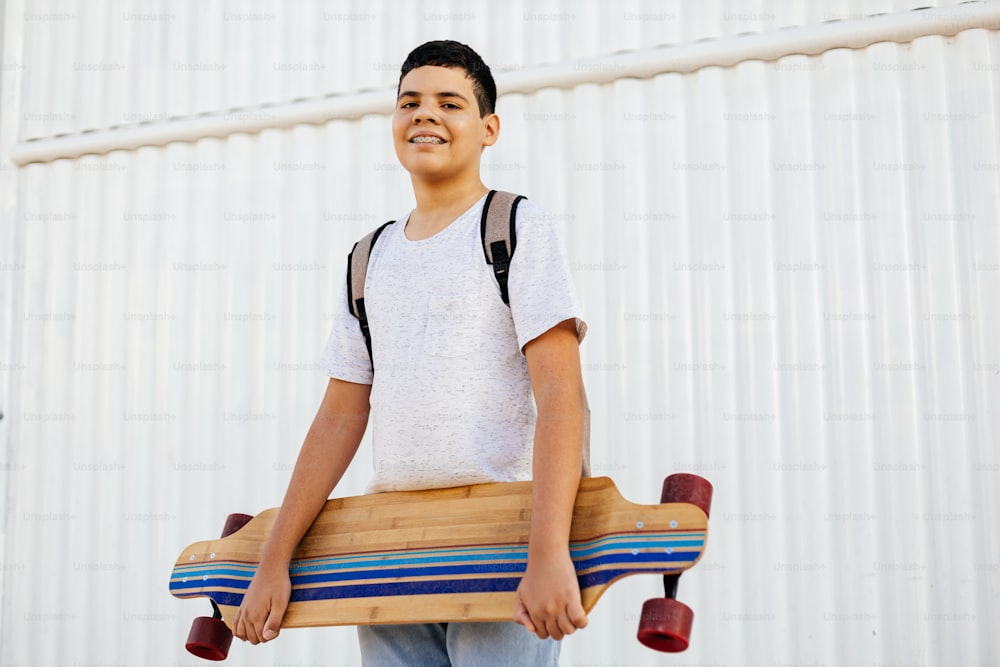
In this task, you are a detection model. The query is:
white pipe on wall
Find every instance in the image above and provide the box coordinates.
[9,1,1000,166]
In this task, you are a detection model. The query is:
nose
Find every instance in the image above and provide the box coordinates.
[413,102,439,124]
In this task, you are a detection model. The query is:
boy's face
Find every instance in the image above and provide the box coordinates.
[393,65,499,183]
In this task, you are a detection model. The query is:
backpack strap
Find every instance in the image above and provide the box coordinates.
[347,219,395,365]
[480,191,591,477]
[479,190,525,305]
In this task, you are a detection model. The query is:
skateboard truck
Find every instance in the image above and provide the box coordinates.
[185,513,253,661]
[636,473,713,652]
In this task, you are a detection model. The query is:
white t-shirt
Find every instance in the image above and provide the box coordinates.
[320,193,586,493]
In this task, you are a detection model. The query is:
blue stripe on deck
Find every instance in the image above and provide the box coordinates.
[172,534,705,579]
[192,567,666,608]
[170,548,699,595]
[170,533,705,611]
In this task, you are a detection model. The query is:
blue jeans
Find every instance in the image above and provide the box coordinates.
[358,622,560,666]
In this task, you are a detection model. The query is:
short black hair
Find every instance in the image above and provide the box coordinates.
[398,40,497,117]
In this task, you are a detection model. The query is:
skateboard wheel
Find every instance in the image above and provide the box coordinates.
[221,513,253,538]
[186,616,233,661]
[660,474,713,518]
[636,597,693,653]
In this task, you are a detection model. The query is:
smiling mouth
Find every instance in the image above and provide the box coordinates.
[410,136,446,144]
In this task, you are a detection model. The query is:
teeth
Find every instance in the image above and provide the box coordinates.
[411,136,444,144]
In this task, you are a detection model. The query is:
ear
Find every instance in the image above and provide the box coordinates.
[482,113,500,148]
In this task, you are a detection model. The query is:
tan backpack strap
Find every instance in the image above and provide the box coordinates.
[480,190,591,477]
[347,220,395,366]
[480,190,526,306]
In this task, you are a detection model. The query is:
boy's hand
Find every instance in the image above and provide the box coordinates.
[513,548,588,640]
[232,563,291,644]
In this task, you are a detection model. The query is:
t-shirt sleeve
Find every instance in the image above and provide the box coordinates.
[319,259,375,384]
[507,200,588,351]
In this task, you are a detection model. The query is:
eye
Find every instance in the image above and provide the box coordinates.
[442,103,460,109]
[400,101,417,109]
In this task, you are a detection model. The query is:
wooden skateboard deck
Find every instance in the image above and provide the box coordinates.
[170,475,711,656]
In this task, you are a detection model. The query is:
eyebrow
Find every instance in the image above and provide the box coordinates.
[397,90,471,104]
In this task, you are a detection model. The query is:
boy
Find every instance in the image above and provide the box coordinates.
[233,40,589,665]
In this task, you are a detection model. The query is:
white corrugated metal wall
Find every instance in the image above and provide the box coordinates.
[1,1,998,665]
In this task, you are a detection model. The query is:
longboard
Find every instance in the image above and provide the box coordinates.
[170,474,712,660]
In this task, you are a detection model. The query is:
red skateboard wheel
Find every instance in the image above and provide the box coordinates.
[186,616,233,661]
[636,597,693,652]
[660,473,713,518]
[221,513,253,537]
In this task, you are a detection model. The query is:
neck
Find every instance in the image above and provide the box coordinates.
[405,175,490,240]
[410,176,488,216]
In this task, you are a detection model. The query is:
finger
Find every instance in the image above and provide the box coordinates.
[262,597,287,641]
[232,608,244,641]
[554,609,577,638]
[532,613,551,640]
[237,610,256,643]
[512,599,536,633]
[544,614,566,641]
[244,610,263,645]
[569,601,589,630]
